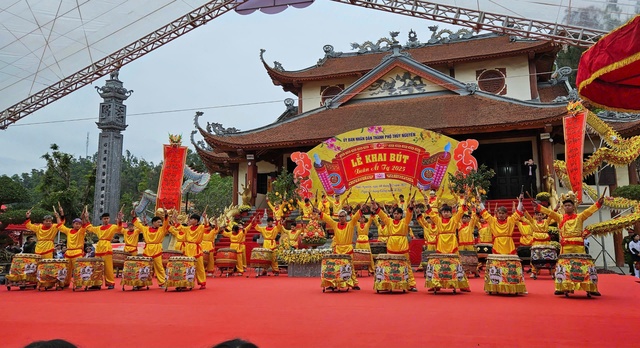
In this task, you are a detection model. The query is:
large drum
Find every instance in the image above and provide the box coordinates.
[475,243,493,271]
[36,259,69,290]
[250,248,273,267]
[517,246,532,266]
[424,253,469,293]
[420,249,436,269]
[6,253,41,287]
[369,242,387,255]
[484,255,526,295]
[374,254,411,293]
[73,257,105,290]
[121,256,154,290]
[320,254,354,292]
[531,245,558,278]
[459,250,479,277]
[165,256,196,291]
[112,250,131,273]
[554,253,599,296]
[215,248,238,276]
[352,249,372,271]
[162,250,183,268]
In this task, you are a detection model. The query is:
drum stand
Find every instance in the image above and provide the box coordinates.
[6,280,37,291]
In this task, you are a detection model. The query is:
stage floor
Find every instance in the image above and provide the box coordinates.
[2,271,639,348]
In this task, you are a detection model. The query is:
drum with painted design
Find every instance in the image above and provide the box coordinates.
[424,253,469,293]
[6,253,41,285]
[162,250,183,268]
[459,250,479,277]
[112,250,131,271]
[121,256,154,290]
[249,248,273,267]
[484,254,526,295]
[73,257,105,290]
[165,256,196,291]
[531,245,558,272]
[321,254,354,292]
[554,253,598,296]
[374,254,410,293]
[352,249,372,271]
[36,259,68,290]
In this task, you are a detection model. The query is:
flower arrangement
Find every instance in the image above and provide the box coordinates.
[447,164,495,202]
[279,248,331,264]
[300,219,326,246]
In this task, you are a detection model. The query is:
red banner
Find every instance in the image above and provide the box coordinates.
[156,145,187,210]
[563,111,586,202]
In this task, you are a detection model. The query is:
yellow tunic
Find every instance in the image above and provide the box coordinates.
[539,202,600,254]
[528,217,552,246]
[427,207,464,254]
[478,222,492,244]
[516,221,533,246]
[221,230,246,272]
[458,213,479,251]
[267,201,284,220]
[331,196,349,217]
[280,225,301,249]
[120,227,141,254]
[176,224,206,285]
[416,215,438,251]
[252,222,280,272]
[201,226,218,252]
[373,218,389,243]
[87,224,119,257]
[355,219,373,249]
[134,217,169,259]
[297,200,314,219]
[25,219,60,258]
[321,211,360,255]
[375,208,416,287]
[318,199,331,216]
[481,210,522,255]
[58,224,87,259]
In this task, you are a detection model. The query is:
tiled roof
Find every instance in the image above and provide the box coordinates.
[200,92,567,152]
[538,84,568,102]
[265,35,559,86]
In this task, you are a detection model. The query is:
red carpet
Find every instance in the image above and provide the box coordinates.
[2,272,639,348]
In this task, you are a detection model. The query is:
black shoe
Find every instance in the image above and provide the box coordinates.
[554,290,564,295]
[589,291,601,296]
[107,285,114,290]
[353,286,361,290]
[89,285,101,290]
[409,287,418,292]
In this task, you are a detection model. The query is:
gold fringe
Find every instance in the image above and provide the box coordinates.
[578,50,640,95]
[555,281,598,292]
[484,283,527,294]
[6,274,37,282]
[73,279,103,288]
[320,279,355,289]
[426,279,470,290]
[165,280,195,288]
[122,279,154,287]
[374,281,410,291]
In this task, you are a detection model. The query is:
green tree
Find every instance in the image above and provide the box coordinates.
[0,175,29,206]
[38,144,86,219]
[189,173,232,217]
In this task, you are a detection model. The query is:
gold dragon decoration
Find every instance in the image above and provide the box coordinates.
[553,101,640,236]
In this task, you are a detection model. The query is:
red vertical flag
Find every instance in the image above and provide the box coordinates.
[156,144,187,210]
[563,111,587,202]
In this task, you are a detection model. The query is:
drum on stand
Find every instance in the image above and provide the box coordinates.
[530,245,558,279]
[374,254,411,293]
[249,248,274,277]
[121,256,154,290]
[320,254,354,292]
[6,253,41,290]
[112,250,131,278]
[352,249,372,275]
[484,254,526,295]
[36,259,69,291]
[554,253,599,297]
[421,250,435,271]
[424,253,469,293]
[165,256,196,291]
[459,250,480,278]
[73,257,105,291]
[517,246,532,268]
[162,250,183,268]
[369,242,387,256]
[475,243,493,271]
[215,248,238,277]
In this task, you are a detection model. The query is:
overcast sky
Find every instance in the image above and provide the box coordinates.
[0,0,627,176]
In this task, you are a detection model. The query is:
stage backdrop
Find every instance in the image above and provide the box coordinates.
[292,125,478,204]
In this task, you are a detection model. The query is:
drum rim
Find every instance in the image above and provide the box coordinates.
[558,253,593,259]
[14,253,42,258]
[126,256,152,261]
[375,254,407,260]
[217,248,237,252]
[77,257,104,262]
[39,259,68,262]
[486,255,521,260]
[322,254,352,259]
[168,256,196,261]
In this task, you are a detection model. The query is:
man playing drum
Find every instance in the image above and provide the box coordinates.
[318,207,362,290]
[25,210,63,260]
[372,199,418,292]
[171,213,209,290]
[119,222,141,255]
[87,212,123,289]
[133,210,169,287]
[249,216,281,276]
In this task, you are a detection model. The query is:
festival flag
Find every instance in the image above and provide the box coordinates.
[156,144,187,210]
[563,111,587,202]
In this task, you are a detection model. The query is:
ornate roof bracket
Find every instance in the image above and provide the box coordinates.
[190,130,212,152]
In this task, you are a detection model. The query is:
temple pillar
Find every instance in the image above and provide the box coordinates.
[247,154,257,207]
[538,125,555,190]
[232,168,239,206]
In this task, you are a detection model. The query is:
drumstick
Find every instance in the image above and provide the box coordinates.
[601,187,608,198]
[119,204,125,213]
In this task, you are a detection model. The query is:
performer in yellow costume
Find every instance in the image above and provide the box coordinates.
[133,211,169,287]
[297,197,315,220]
[425,204,465,254]
[168,223,186,253]
[25,210,61,259]
[201,222,219,275]
[222,224,246,273]
[250,217,280,275]
[355,214,374,273]
[373,200,417,291]
[536,192,603,254]
[266,196,285,221]
[478,217,492,244]
[173,213,208,289]
[373,217,389,243]
[390,186,407,213]
[319,208,361,290]
[458,212,479,252]
[331,191,351,218]
[479,195,524,255]
[119,222,141,254]
[317,194,332,216]
[523,210,552,277]
[279,221,302,249]
[87,212,122,289]
[416,214,437,251]
[58,216,88,286]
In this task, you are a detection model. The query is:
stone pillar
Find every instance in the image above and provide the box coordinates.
[92,71,132,223]
[246,154,257,207]
[539,125,555,189]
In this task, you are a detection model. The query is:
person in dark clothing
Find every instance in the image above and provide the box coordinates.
[523,158,538,195]
[22,236,36,254]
